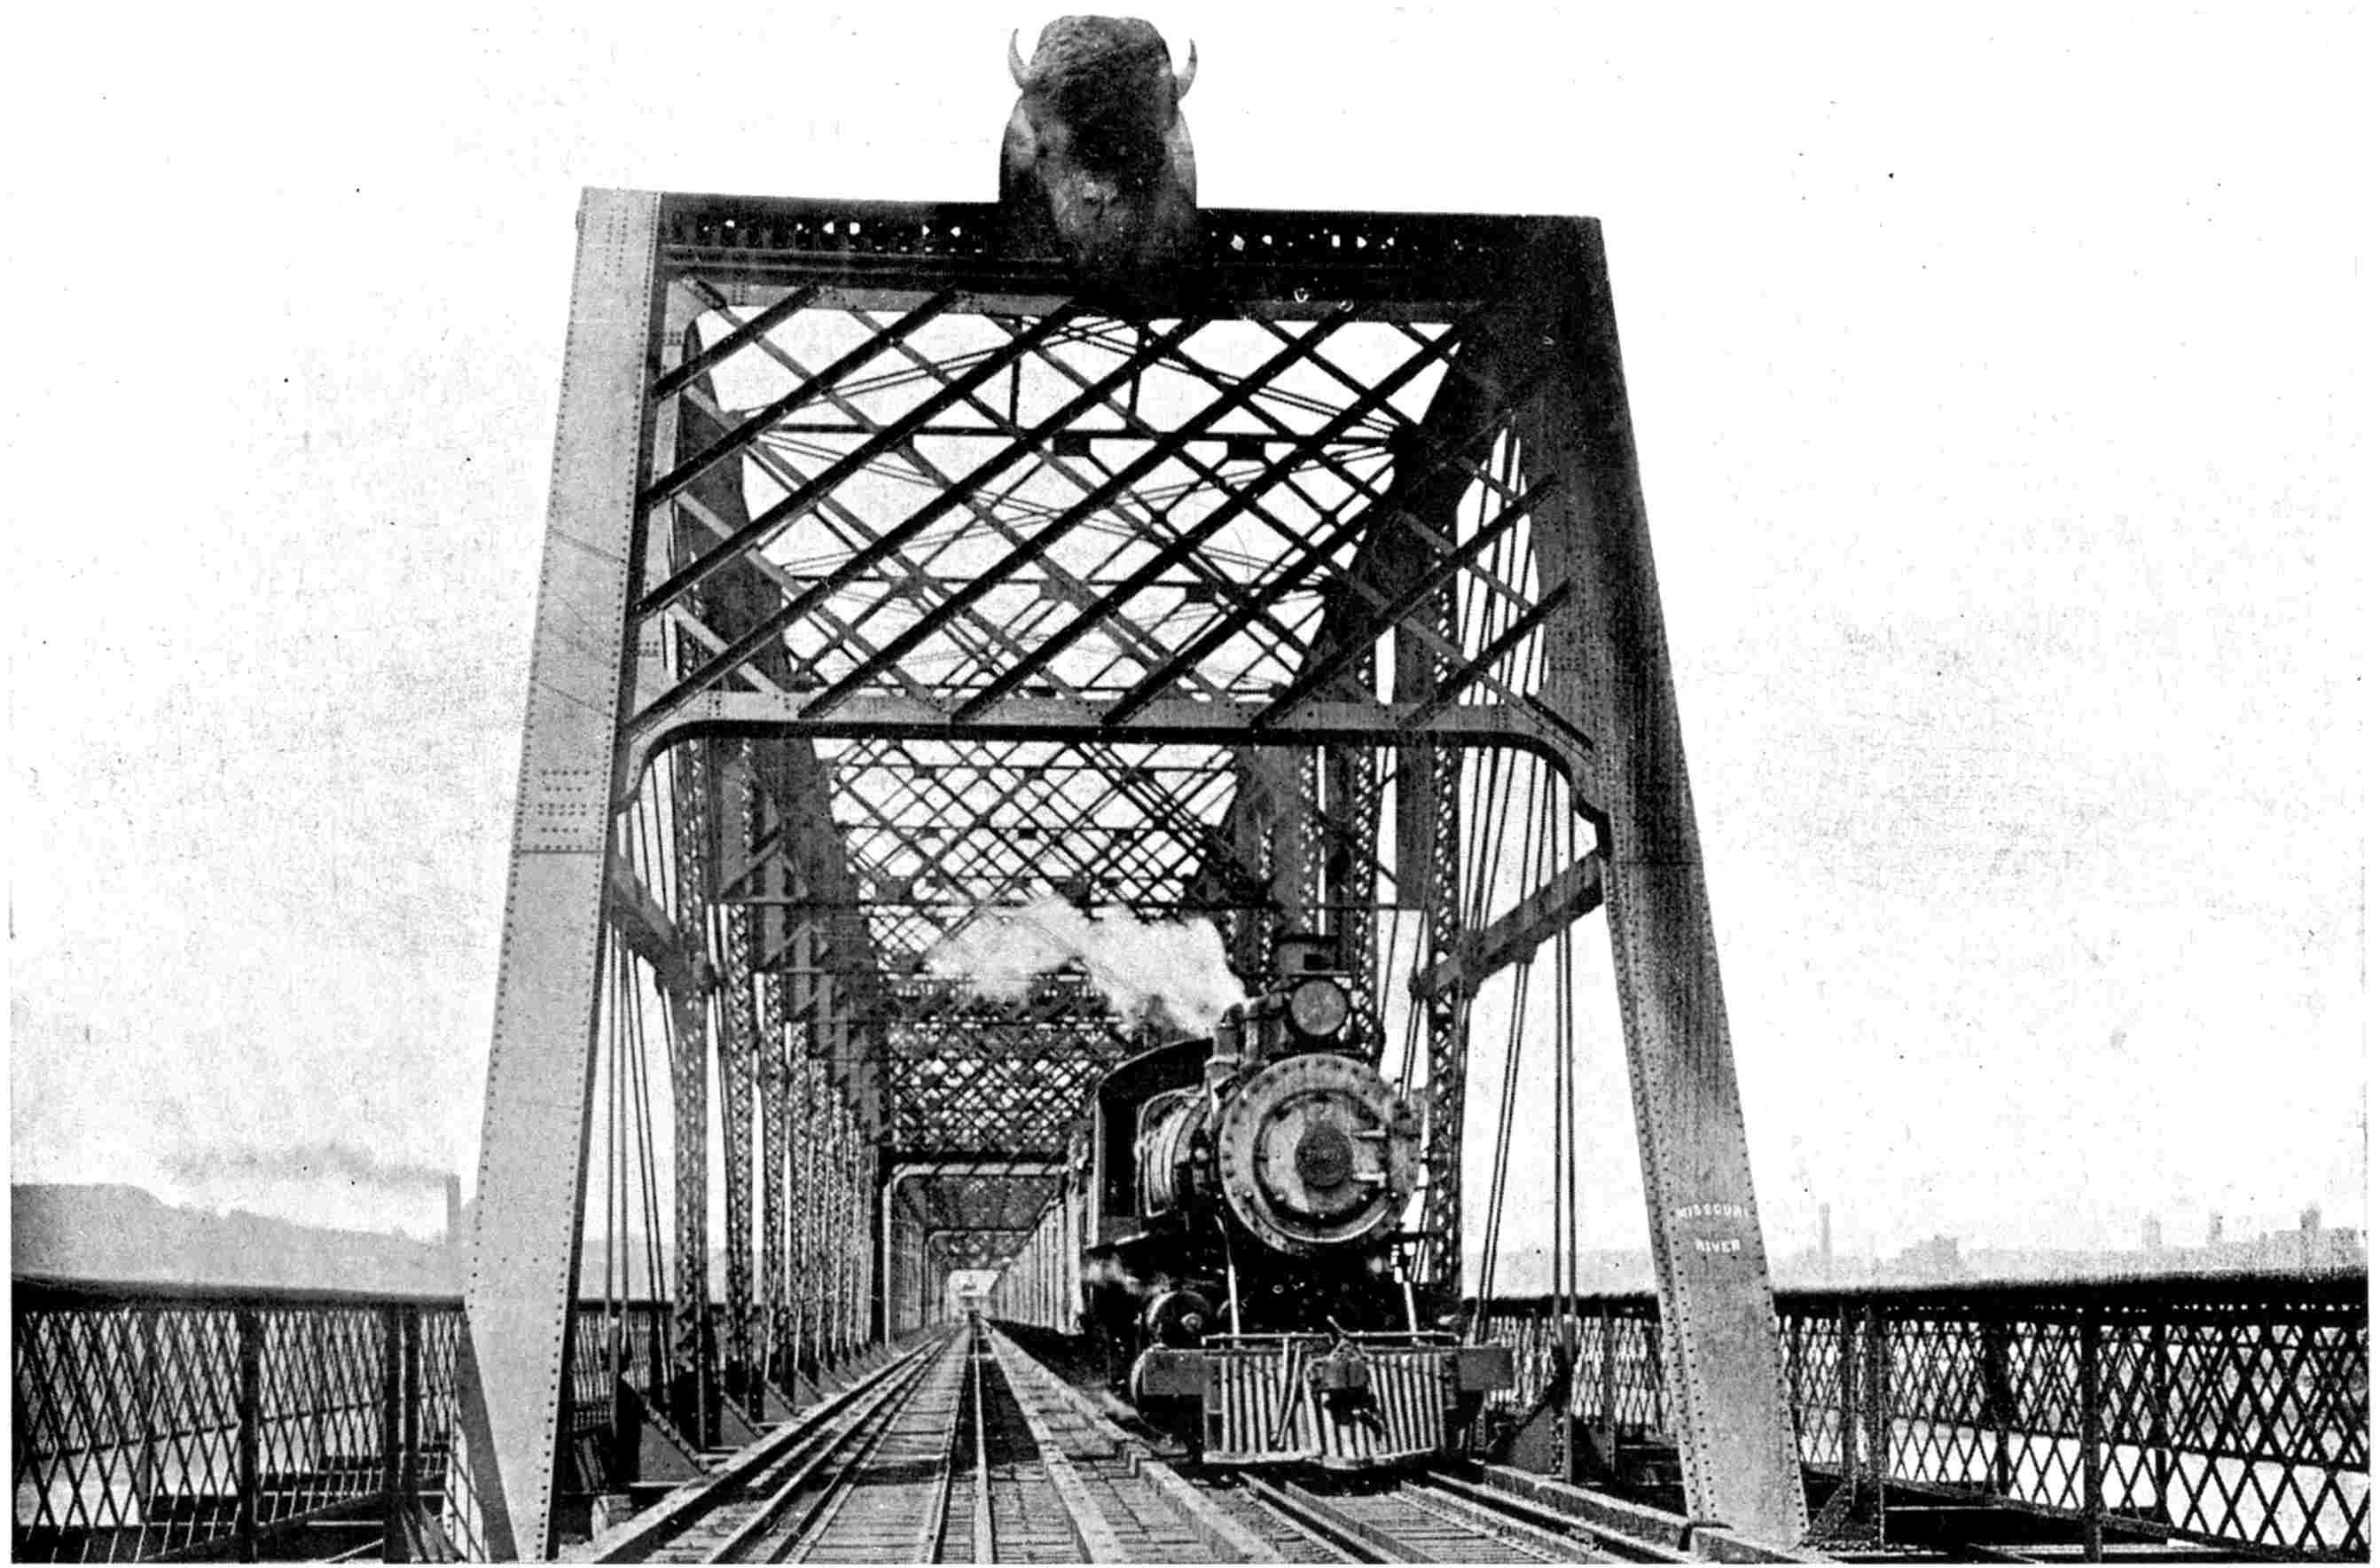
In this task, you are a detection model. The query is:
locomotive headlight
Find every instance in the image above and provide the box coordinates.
[1286,976,1350,1039]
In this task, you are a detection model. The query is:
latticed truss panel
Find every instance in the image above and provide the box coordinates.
[882,977,1131,1157]
[607,223,1590,1309]
[675,311,1442,704]
[633,299,1560,730]
[926,1230,1037,1274]
[607,204,1595,1290]
[464,190,1819,1551]
[810,740,1255,961]
[627,208,1578,955]
[899,1175,1063,1237]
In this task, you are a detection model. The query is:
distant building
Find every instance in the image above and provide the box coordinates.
[1887,1235,1964,1282]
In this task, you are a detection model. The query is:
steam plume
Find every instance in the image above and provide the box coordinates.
[162,1139,453,1191]
[927,897,1246,1034]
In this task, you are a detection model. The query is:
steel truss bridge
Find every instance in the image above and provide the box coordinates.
[11,190,2370,1562]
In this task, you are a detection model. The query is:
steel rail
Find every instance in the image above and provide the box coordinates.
[904,1320,983,1564]
[579,1334,943,1562]
[910,1369,962,1564]
[1244,1472,1610,1565]
[771,1333,973,1562]
[975,1329,1124,1562]
[965,1333,995,1563]
[680,1349,945,1563]
[1400,1476,1616,1562]
[978,1322,1278,1563]
[1238,1475,1421,1564]
[1417,1472,1689,1564]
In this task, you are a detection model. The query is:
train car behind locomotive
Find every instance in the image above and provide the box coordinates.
[1072,937,1510,1467]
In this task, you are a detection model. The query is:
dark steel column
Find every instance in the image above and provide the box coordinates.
[235,1308,262,1562]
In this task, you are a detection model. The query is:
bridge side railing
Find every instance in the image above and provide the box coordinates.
[1476,1271,2368,1560]
[16,1282,902,1563]
[12,1276,463,1563]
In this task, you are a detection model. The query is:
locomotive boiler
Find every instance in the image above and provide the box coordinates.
[1071,939,1511,1467]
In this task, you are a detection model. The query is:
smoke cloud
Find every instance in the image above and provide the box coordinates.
[927,898,1246,1035]
[161,1139,454,1192]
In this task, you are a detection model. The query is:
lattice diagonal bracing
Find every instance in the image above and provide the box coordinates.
[456,192,1809,1556]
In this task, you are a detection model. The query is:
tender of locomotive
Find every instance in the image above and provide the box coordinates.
[1072,939,1511,1467]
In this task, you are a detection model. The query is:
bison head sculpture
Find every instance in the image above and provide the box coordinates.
[1000,16,1200,302]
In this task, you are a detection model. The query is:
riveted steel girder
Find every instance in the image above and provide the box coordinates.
[464,188,1803,1555]
[457,190,661,1561]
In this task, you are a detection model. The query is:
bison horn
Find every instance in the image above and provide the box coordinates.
[1009,28,1031,88]
[1174,38,1198,100]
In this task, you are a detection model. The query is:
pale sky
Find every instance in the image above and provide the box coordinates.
[5,3,2368,1258]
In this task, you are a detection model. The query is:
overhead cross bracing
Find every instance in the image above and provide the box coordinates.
[457,189,1806,1557]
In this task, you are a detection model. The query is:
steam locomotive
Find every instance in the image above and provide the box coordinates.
[1070,937,1511,1467]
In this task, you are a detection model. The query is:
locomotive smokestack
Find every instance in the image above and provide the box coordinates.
[1272,932,1340,979]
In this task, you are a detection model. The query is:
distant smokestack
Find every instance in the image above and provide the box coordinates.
[1819,1204,1834,1275]
[2301,1203,2321,1235]
[2141,1213,2163,1252]
[2208,1212,2224,1246]
[445,1175,464,1249]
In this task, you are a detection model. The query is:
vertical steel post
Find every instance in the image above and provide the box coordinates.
[1519,216,1806,1544]
[135,1309,160,1533]
[1599,1307,1621,1451]
[380,1305,403,1548]
[1984,1314,2016,1496]
[2080,1309,2104,1562]
[456,187,662,1559]
[235,1307,262,1562]
[403,1309,423,1560]
[665,973,715,1446]
[760,985,789,1404]
[2147,1318,2172,1528]
[1838,1305,1859,1480]
[1864,1307,1890,1547]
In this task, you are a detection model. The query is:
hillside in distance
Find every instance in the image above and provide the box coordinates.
[12,1183,460,1296]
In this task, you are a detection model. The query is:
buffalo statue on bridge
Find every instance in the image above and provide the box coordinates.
[1000,15,1200,304]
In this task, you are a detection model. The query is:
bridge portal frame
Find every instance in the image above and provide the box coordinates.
[457,185,1805,1556]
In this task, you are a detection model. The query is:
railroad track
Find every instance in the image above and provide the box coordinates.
[582,1317,1261,1563]
[1234,1470,1648,1564]
[583,1332,957,1563]
[585,1318,1711,1564]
